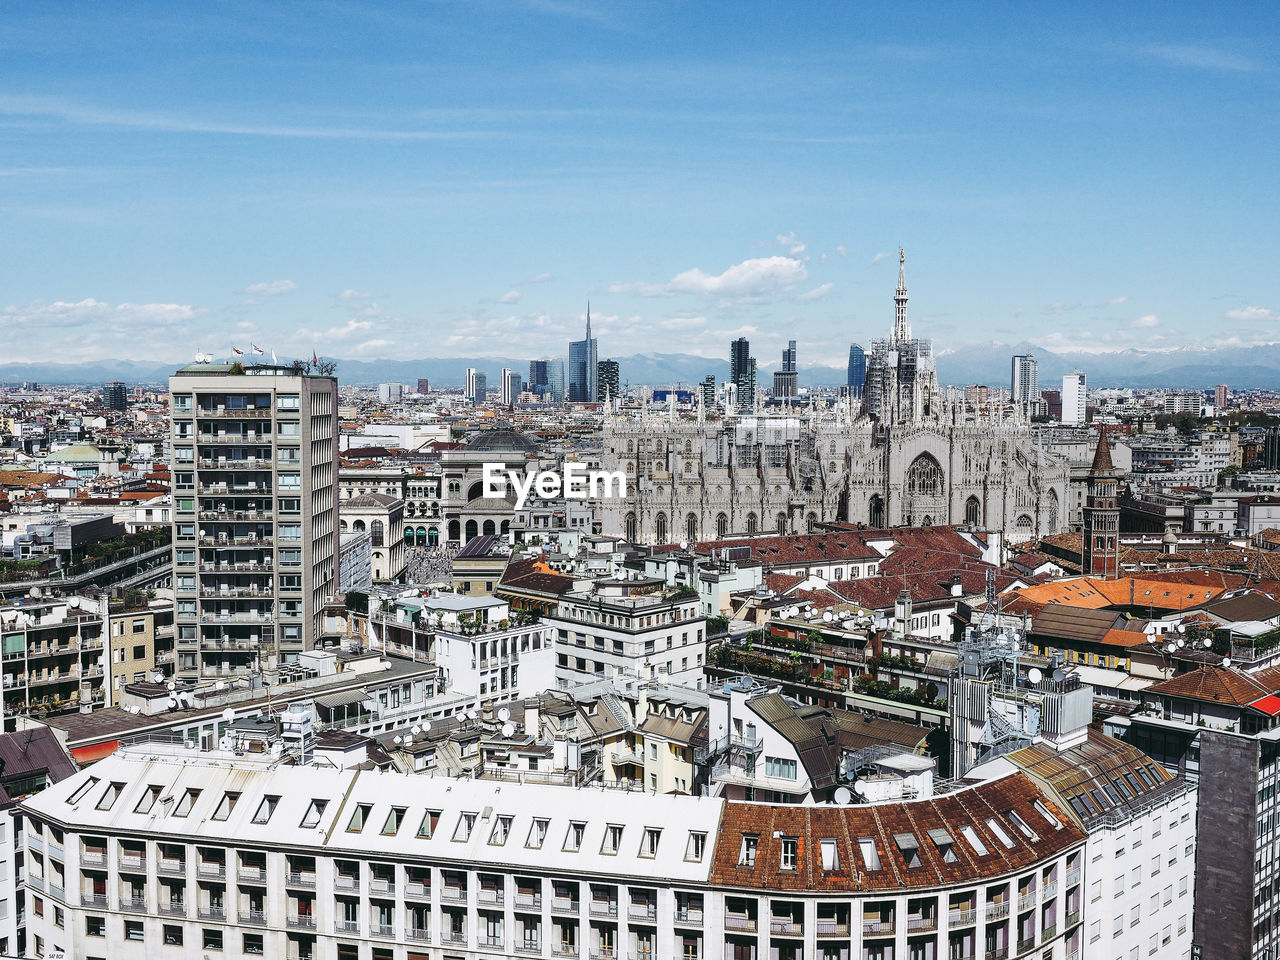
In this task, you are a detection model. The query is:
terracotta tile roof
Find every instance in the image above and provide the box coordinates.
[708,773,1083,891]
[1144,665,1273,706]
[1090,429,1114,473]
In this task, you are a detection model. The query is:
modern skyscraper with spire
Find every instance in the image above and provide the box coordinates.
[568,306,598,402]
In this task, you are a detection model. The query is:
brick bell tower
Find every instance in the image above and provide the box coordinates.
[1082,428,1120,578]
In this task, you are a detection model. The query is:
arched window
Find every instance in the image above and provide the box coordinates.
[869,495,885,528]
[1047,489,1060,531]
[339,519,349,531]
[716,513,728,538]
[806,511,817,532]
[921,515,933,526]
[482,520,496,536]
[746,513,758,535]
[370,520,384,547]
[353,519,366,532]
[965,496,981,525]
[465,519,478,541]
[500,520,509,535]
[1015,514,1034,540]
[625,512,637,542]
[467,480,484,501]
[906,454,944,496]
[655,512,668,543]
[777,513,787,535]
[428,527,439,547]
[403,526,414,543]
[448,519,461,542]
[686,514,698,543]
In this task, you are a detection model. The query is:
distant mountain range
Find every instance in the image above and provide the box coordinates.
[3,343,1279,390]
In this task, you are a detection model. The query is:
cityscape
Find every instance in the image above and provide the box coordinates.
[1,5,1278,960]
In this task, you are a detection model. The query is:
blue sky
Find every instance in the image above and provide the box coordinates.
[1,1,1276,369]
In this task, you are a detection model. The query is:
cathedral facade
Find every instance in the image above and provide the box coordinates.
[601,252,1069,545]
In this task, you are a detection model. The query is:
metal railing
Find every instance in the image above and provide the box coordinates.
[287,915,316,929]
[815,919,848,936]
[950,908,977,926]
[863,919,895,937]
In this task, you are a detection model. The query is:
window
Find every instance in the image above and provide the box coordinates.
[780,836,798,870]
[818,838,839,871]
[894,832,922,868]
[527,818,549,849]
[252,795,279,824]
[564,821,585,852]
[640,828,661,858]
[203,928,224,950]
[347,803,372,833]
[686,832,707,862]
[243,933,265,955]
[490,815,513,846]
[453,811,477,842]
[163,925,183,946]
[86,915,106,937]
[125,920,144,942]
[68,777,100,804]
[739,834,758,867]
[985,818,1015,848]
[858,837,882,870]
[96,782,125,811]
[300,799,328,829]
[418,809,441,839]
[601,824,623,855]
[211,791,239,821]
[133,785,162,814]
[960,824,988,856]
[382,806,407,836]
[929,828,958,863]
[173,788,201,817]
[765,756,797,780]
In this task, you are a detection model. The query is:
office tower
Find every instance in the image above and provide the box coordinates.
[168,362,338,677]
[1215,384,1229,409]
[465,368,488,403]
[846,343,866,398]
[729,337,756,411]
[500,368,522,405]
[376,382,403,403]
[568,308,598,402]
[1061,372,1086,425]
[700,374,716,408]
[528,358,565,402]
[773,339,798,401]
[597,359,620,401]
[1011,354,1039,408]
[416,378,430,394]
[103,380,127,412]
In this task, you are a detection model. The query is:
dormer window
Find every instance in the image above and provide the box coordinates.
[640,828,662,858]
[601,824,623,855]
[895,833,922,868]
[564,821,585,852]
[173,788,201,818]
[929,828,958,863]
[779,837,798,870]
[819,838,839,871]
[346,803,372,833]
[211,791,240,822]
[252,795,279,824]
[738,834,758,867]
[527,818,548,849]
[453,811,477,842]
[96,782,125,811]
[300,800,328,829]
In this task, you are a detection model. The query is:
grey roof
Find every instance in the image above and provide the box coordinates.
[457,534,503,559]
[342,492,403,509]
[0,727,77,808]
[1204,591,1280,624]
[467,425,539,453]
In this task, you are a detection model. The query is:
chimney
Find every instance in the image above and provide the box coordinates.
[950,575,963,598]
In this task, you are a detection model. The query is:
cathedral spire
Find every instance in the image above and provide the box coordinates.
[893,247,909,343]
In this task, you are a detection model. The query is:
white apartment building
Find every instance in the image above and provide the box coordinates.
[422,593,556,701]
[1062,373,1087,426]
[547,578,706,689]
[22,746,1095,960]
[169,363,338,677]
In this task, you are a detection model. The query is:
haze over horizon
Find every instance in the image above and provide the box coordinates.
[2,2,1276,368]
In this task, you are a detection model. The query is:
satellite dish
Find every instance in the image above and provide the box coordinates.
[411,725,422,735]
[393,736,402,745]
[501,722,515,737]
[823,611,833,622]
[1052,668,1066,682]
[29,587,41,598]
[167,681,177,691]
[854,779,868,793]
[222,708,235,723]
[421,720,431,733]
[67,597,79,609]
[1203,638,1213,648]
[1027,667,1043,685]
[833,786,853,805]
[498,707,511,722]
[679,540,688,550]
[1222,657,1231,668]
[151,672,164,683]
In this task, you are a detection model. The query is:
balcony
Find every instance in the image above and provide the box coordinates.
[552,946,579,958]
[25,833,43,853]
[158,858,186,876]
[629,904,657,923]
[515,892,543,910]
[552,897,581,914]
[81,893,108,908]
[1017,894,1036,912]
[515,943,542,956]
[612,747,645,766]
[769,918,803,937]
[440,885,468,903]
[407,927,431,942]
[197,862,227,879]
[1042,924,1057,939]
[863,920,895,937]
[287,915,316,929]
[199,906,227,921]
[589,950,616,960]
[675,908,704,927]
[333,874,359,892]
[1065,910,1081,927]
[370,877,396,895]
[48,841,65,860]
[950,908,977,927]
[478,888,505,906]
[120,896,147,912]
[25,875,44,894]
[441,931,467,945]
[724,916,757,934]
[589,901,618,918]
[405,881,432,901]
[335,919,359,934]
[286,871,316,888]
[814,920,849,937]
[372,922,396,938]
[159,902,187,917]
[984,948,1009,960]
[119,853,147,873]
[908,915,939,933]
[1065,868,1081,887]
[1041,882,1057,900]
[240,908,266,925]
[1017,937,1036,954]
[48,883,65,902]
[483,936,506,950]
[986,901,1010,920]
[238,865,267,882]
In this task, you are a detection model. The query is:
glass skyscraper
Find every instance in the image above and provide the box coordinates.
[847,342,866,398]
[568,310,598,403]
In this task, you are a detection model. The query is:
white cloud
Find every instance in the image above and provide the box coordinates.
[497,289,521,304]
[669,256,808,298]
[1108,295,1130,305]
[836,245,848,258]
[776,232,806,255]
[338,289,373,301]
[798,282,835,302]
[1131,314,1160,328]
[245,279,297,296]
[521,272,553,285]
[1141,44,1259,72]
[1225,305,1278,322]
